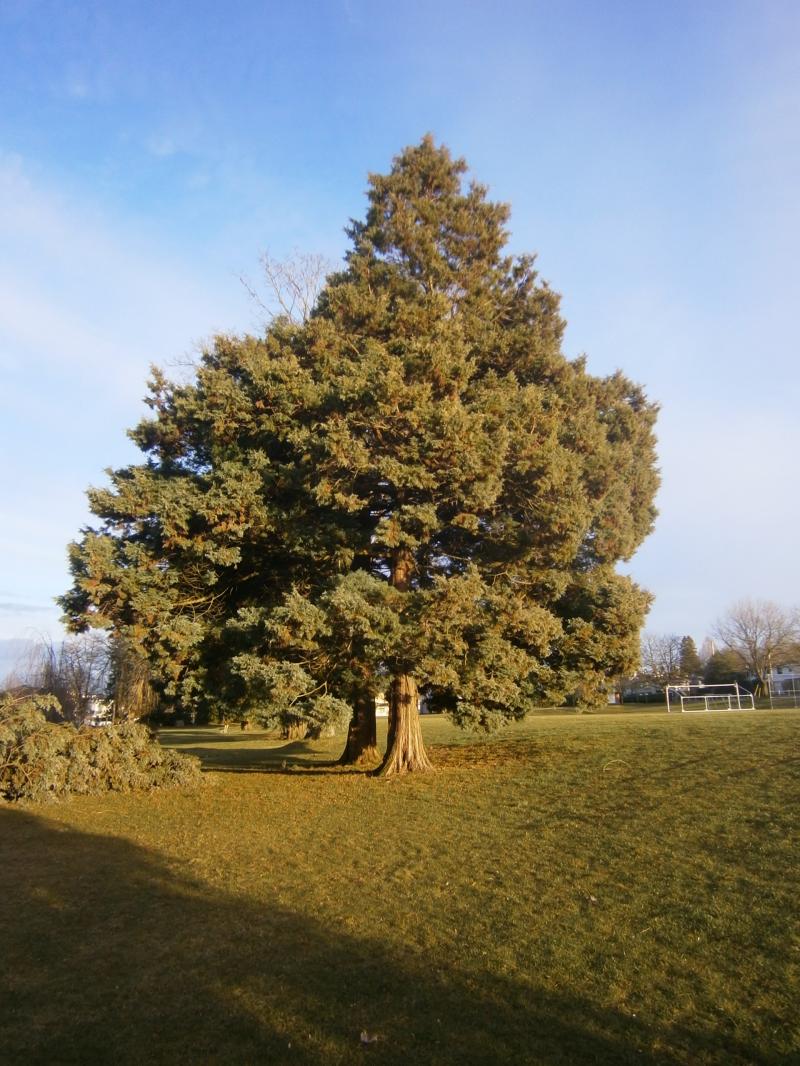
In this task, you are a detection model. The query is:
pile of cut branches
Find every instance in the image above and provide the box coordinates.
[0,693,201,803]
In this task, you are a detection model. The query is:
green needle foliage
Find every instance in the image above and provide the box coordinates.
[0,693,200,802]
[680,635,702,678]
[61,138,659,773]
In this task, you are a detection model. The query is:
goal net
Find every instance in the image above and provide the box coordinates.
[666,682,755,713]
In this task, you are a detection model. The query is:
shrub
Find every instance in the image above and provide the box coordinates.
[0,694,202,803]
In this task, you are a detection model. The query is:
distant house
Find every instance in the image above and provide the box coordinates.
[375,692,429,716]
[768,662,800,696]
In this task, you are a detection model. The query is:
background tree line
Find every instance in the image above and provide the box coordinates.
[3,633,156,726]
[636,598,800,695]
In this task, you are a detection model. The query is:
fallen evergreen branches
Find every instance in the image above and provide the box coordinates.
[0,694,201,803]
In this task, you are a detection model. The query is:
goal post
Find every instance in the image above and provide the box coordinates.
[665,682,756,713]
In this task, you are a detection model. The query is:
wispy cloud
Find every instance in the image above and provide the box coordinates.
[0,156,242,399]
[0,157,250,644]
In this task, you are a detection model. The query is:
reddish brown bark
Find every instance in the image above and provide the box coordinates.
[338,693,379,766]
[283,719,308,741]
[379,672,433,776]
[378,547,433,775]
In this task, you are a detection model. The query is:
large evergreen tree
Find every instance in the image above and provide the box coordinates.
[60,328,352,735]
[62,137,659,773]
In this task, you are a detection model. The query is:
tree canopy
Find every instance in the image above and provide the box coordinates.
[61,137,659,773]
[639,633,683,687]
[702,648,749,687]
[678,636,702,679]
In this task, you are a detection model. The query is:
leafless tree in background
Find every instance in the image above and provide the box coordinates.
[17,633,111,724]
[241,249,332,326]
[713,599,800,695]
[109,637,158,721]
[7,633,157,722]
[639,632,684,686]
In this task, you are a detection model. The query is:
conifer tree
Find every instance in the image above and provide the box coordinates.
[62,137,659,773]
[220,138,658,770]
[679,635,701,679]
[60,328,352,735]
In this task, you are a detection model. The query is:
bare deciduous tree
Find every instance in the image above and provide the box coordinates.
[639,632,684,686]
[20,633,111,724]
[109,637,158,721]
[713,599,800,695]
[241,249,332,326]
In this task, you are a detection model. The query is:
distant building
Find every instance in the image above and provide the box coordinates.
[768,662,800,696]
[375,692,429,716]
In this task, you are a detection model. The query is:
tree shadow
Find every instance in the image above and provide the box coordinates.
[162,728,359,775]
[1,808,790,1065]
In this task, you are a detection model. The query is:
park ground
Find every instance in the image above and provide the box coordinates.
[1,708,798,1064]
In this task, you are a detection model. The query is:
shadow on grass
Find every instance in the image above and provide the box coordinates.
[161,729,357,775]
[0,808,786,1065]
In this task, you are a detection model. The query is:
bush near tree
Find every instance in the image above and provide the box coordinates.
[0,693,201,803]
[61,138,659,774]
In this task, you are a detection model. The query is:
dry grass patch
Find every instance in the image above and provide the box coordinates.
[1,710,798,1064]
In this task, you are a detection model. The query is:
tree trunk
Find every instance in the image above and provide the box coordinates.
[379,673,433,776]
[378,546,433,775]
[283,719,308,741]
[338,693,379,766]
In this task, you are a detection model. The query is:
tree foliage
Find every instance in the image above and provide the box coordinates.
[0,693,201,803]
[702,649,749,687]
[61,138,659,772]
[679,635,702,679]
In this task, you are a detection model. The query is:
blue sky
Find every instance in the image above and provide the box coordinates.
[1,0,798,653]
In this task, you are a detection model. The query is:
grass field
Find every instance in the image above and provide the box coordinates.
[1,709,798,1064]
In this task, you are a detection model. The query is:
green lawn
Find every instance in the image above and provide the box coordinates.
[1,710,798,1064]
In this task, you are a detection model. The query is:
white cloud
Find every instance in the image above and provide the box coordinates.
[626,403,799,643]
[0,157,247,393]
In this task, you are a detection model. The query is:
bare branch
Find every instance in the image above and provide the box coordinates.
[241,249,333,327]
[639,632,683,685]
[713,599,800,690]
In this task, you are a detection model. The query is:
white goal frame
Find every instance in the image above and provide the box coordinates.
[665,682,755,713]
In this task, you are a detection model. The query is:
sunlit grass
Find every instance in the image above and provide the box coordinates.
[1,710,798,1063]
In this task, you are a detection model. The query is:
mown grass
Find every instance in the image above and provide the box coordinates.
[1,710,798,1064]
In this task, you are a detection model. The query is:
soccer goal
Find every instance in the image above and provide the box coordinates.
[665,682,755,713]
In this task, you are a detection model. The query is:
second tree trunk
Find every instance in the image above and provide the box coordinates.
[339,693,379,765]
[379,673,433,776]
